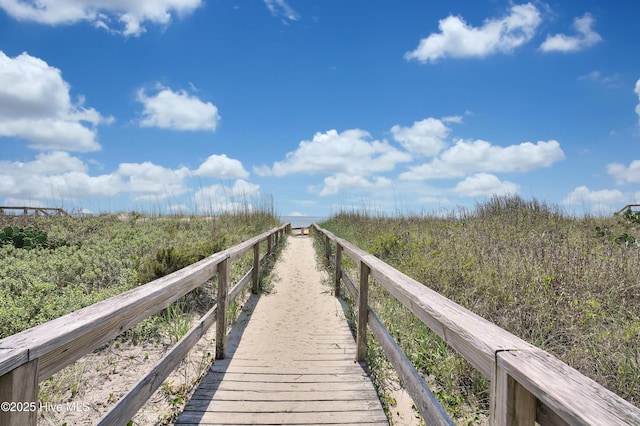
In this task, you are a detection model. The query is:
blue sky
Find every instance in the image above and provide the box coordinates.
[1,0,639,217]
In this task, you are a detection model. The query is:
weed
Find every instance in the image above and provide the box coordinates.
[317,194,640,422]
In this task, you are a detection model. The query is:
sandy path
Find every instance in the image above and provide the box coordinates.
[176,236,388,424]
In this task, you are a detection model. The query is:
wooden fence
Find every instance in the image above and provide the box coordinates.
[0,224,290,425]
[0,206,70,217]
[313,224,640,425]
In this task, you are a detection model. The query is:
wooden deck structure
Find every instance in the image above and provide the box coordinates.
[176,236,387,425]
[1,223,640,425]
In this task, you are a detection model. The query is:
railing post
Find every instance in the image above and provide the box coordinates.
[267,234,272,255]
[490,355,536,426]
[0,359,38,426]
[356,261,370,362]
[216,257,230,359]
[325,235,330,260]
[252,242,260,294]
[334,244,342,297]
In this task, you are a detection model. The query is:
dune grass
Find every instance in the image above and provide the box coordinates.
[0,208,280,339]
[318,195,640,422]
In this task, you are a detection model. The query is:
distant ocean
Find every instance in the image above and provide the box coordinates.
[280,216,327,228]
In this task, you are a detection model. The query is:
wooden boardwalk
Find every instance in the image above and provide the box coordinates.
[176,236,388,425]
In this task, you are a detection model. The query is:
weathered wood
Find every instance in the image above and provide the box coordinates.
[0,359,38,426]
[252,242,260,293]
[313,225,534,378]
[267,234,272,254]
[491,353,536,426]
[498,349,640,425]
[98,304,218,425]
[0,206,70,216]
[313,224,640,425]
[356,261,370,362]
[368,308,454,425]
[0,224,288,382]
[177,409,388,425]
[215,257,230,360]
[335,243,342,296]
[325,234,331,259]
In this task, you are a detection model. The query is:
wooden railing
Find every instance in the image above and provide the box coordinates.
[313,224,640,426]
[617,204,640,215]
[0,206,70,217]
[0,224,290,425]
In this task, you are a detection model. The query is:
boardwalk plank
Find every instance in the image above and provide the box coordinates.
[175,237,388,425]
[177,410,388,424]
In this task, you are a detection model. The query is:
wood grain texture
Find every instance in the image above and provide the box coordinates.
[176,236,388,425]
[0,225,287,381]
[313,224,640,425]
[498,350,640,425]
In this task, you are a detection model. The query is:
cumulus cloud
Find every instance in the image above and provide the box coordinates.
[193,179,261,213]
[563,186,625,213]
[0,51,111,151]
[116,162,190,201]
[390,117,452,156]
[137,86,220,131]
[317,174,392,196]
[257,129,411,177]
[194,154,249,179]
[405,3,541,63]
[453,173,518,197]
[0,0,203,36]
[263,0,299,21]
[256,128,410,197]
[0,152,120,201]
[400,139,565,180]
[540,13,602,53]
[607,160,640,185]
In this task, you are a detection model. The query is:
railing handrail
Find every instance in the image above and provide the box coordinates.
[0,223,290,425]
[616,204,640,215]
[0,206,70,216]
[313,224,640,425]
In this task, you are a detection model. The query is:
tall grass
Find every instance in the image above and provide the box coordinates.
[0,203,280,339]
[319,195,640,422]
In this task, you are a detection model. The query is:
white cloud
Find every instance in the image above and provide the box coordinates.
[390,117,452,156]
[193,179,261,213]
[137,86,220,131]
[263,0,299,21]
[563,186,626,213]
[317,174,392,196]
[453,173,518,197]
[194,154,249,179]
[116,162,190,201]
[400,139,565,180]
[635,79,640,123]
[579,70,620,87]
[0,0,203,36]
[607,160,640,185]
[0,152,120,201]
[0,51,111,152]
[405,3,541,63]
[257,129,411,177]
[540,13,602,53]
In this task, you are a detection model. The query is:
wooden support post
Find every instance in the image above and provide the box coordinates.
[252,242,260,294]
[325,235,330,260]
[356,261,370,362]
[216,257,230,359]
[334,244,342,297]
[0,359,39,426]
[491,356,536,426]
[267,234,272,255]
